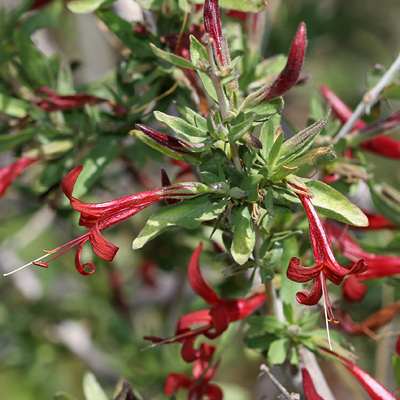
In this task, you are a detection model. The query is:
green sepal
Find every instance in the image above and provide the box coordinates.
[275,115,328,168]
[150,43,198,70]
[231,206,255,265]
[132,195,228,250]
[306,180,368,227]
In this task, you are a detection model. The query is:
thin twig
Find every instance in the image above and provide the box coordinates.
[260,364,298,400]
[335,51,400,141]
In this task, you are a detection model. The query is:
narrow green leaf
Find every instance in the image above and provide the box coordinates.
[247,315,286,335]
[268,132,283,167]
[306,180,368,227]
[0,92,28,117]
[150,43,198,70]
[190,35,209,69]
[131,129,201,166]
[96,9,153,58]
[67,0,108,14]
[83,372,108,400]
[231,206,255,265]
[198,71,218,103]
[391,354,400,390]
[0,129,36,153]
[267,338,290,365]
[220,0,266,12]
[154,111,209,143]
[175,103,208,130]
[132,196,226,250]
[228,114,255,143]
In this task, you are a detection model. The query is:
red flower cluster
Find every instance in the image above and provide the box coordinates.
[325,222,400,302]
[320,86,400,159]
[286,188,367,321]
[145,243,265,362]
[165,343,222,400]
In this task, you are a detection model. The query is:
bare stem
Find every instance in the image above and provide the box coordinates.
[260,364,298,400]
[335,51,400,141]
[205,41,242,172]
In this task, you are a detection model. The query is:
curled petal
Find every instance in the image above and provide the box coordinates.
[177,309,213,334]
[225,292,266,321]
[181,335,201,363]
[89,223,119,262]
[164,373,191,396]
[75,237,96,276]
[205,303,229,338]
[302,367,324,400]
[342,276,368,303]
[0,157,37,197]
[296,275,323,306]
[203,384,223,400]
[287,257,322,283]
[188,244,221,306]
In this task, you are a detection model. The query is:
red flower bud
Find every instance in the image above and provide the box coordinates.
[261,22,307,101]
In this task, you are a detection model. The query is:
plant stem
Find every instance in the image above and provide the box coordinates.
[335,51,400,141]
[205,41,242,172]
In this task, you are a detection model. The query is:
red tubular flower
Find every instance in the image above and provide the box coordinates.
[145,244,266,362]
[320,86,400,159]
[355,209,399,230]
[35,87,106,112]
[30,165,210,275]
[135,124,193,154]
[0,157,37,197]
[164,343,223,400]
[326,222,400,302]
[301,367,324,400]
[261,22,307,102]
[203,0,227,67]
[321,348,396,400]
[286,189,367,321]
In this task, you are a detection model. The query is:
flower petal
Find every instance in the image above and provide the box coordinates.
[302,367,324,400]
[89,223,119,262]
[74,237,96,276]
[164,373,191,396]
[188,244,221,306]
[287,257,322,283]
[296,275,323,306]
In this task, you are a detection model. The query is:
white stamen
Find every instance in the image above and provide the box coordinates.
[3,252,52,277]
[321,273,333,350]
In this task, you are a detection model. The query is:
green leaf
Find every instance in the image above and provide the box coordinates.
[228,114,255,143]
[240,174,263,202]
[71,136,119,198]
[368,180,400,224]
[154,111,209,143]
[384,84,400,100]
[131,129,201,166]
[231,206,255,265]
[54,393,78,400]
[306,180,368,227]
[0,93,28,118]
[259,114,280,160]
[96,9,153,58]
[135,0,162,10]
[268,132,283,167]
[219,0,266,12]
[13,30,54,88]
[175,103,208,130]
[198,71,218,103]
[0,128,36,153]
[83,372,108,400]
[150,43,198,70]
[67,0,108,13]
[190,35,209,69]
[132,196,227,250]
[267,338,290,365]
[391,354,400,390]
[247,315,286,335]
